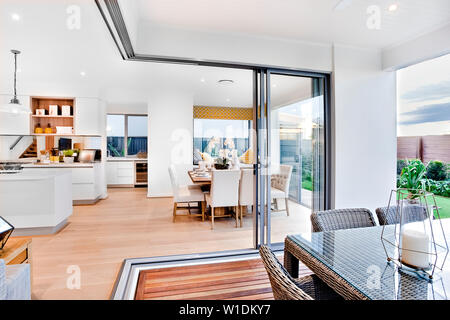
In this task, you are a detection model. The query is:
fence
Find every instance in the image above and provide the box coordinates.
[397,135,450,163]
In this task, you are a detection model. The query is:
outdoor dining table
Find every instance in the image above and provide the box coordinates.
[284,220,450,300]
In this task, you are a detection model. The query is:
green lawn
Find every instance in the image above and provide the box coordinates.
[302,180,312,191]
[436,196,450,219]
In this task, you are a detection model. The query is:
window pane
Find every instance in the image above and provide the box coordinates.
[107,114,125,157]
[127,115,148,156]
[193,119,251,163]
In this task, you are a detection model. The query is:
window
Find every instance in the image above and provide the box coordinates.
[193,119,251,163]
[107,114,147,157]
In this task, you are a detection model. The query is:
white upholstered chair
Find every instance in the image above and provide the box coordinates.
[270,164,293,216]
[168,165,205,222]
[238,168,253,227]
[205,169,241,229]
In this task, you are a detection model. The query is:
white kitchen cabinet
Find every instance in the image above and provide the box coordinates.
[22,163,104,204]
[75,97,103,135]
[106,160,134,186]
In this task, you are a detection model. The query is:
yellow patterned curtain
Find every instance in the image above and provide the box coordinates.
[193,106,253,120]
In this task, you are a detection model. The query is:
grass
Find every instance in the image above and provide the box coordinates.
[435,196,450,219]
[302,180,312,191]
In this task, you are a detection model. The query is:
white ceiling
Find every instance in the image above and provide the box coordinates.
[1,0,448,109]
[135,0,450,49]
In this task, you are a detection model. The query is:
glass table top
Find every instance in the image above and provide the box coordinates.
[287,220,450,300]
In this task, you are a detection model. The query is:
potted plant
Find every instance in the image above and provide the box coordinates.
[397,159,428,200]
[214,157,230,170]
[63,149,75,164]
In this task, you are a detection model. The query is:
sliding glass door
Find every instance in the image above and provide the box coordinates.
[254,69,329,247]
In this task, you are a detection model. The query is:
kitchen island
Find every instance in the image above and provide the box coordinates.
[0,170,72,236]
[22,162,106,205]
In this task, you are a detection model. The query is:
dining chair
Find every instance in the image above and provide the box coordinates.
[238,168,253,227]
[168,165,205,222]
[259,245,342,300]
[271,165,293,216]
[205,169,241,229]
[310,208,376,232]
[376,204,429,225]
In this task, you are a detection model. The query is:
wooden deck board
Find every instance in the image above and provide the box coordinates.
[135,256,312,300]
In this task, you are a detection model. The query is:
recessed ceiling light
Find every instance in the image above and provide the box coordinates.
[226,98,230,102]
[11,13,21,21]
[80,71,86,76]
[200,78,205,82]
[218,79,234,85]
[388,4,398,12]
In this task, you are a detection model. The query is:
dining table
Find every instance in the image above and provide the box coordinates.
[284,219,450,300]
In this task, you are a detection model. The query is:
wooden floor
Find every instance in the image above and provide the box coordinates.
[12,188,311,300]
[135,256,312,300]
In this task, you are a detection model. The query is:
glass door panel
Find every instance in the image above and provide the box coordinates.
[267,71,327,244]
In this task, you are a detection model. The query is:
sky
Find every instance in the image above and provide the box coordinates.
[397,53,450,137]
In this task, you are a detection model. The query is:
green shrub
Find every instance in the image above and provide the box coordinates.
[398,159,428,193]
[426,180,450,198]
[426,160,448,181]
[397,159,408,176]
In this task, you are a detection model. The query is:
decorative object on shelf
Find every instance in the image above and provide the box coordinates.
[36,109,46,116]
[381,188,449,280]
[49,105,58,116]
[34,123,43,134]
[0,50,30,115]
[0,216,14,250]
[56,126,73,134]
[44,123,53,134]
[214,157,230,170]
[61,105,71,116]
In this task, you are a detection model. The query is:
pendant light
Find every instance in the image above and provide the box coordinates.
[0,49,30,115]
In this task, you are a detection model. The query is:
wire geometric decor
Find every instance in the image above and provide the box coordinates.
[381,189,449,280]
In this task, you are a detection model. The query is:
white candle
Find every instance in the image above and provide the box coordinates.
[401,229,430,269]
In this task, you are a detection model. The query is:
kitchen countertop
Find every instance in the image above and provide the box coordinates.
[0,169,72,181]
[107,157,147,161]
[22,163,98,168]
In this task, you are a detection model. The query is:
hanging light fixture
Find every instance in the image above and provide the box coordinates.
[0,50,30,115]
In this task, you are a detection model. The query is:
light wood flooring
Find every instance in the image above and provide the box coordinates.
[13,188,311,300]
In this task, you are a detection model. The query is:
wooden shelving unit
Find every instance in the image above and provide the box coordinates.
[30,96,76,135]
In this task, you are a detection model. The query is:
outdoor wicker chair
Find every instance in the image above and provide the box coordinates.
[310,208,376,232]
[259,245,342,300]
[376,205,429,225]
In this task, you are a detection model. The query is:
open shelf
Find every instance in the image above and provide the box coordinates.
[30,97,75,135]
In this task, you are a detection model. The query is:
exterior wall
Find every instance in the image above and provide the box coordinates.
[333,45,397,214]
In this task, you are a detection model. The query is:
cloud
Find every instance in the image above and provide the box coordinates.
[401,80,450,102]
[400,102,450,125]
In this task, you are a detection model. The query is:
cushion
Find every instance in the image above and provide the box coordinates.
[239,148,254,164]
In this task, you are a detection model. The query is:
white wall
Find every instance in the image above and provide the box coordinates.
[147,88,194,197]
[107,103,148,115]
[137,22,333,73]
[333,45,397,214]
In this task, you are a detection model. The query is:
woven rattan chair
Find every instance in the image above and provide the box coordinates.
[310,208,376,232]
[376,205,428,225]
[259,245,342,300]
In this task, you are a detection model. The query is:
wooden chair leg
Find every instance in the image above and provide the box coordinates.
[211,207,215,230]
[285,197,290,216]
[172,203,177,222]
[235,206,238,228]
[240,205,243,228]
[201,201,205,222]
